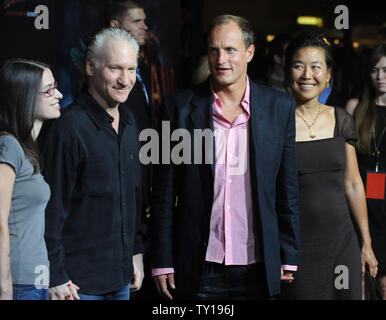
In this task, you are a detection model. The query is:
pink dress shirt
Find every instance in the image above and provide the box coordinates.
[205,78,259,265]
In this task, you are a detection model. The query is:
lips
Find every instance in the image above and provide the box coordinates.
[51,103,60,110]
[215,67,232,73]
[298,83,316,90]
[51,102,60,110]
[113,87,130,92]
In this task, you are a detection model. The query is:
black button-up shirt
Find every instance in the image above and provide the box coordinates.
[40,92,145,295]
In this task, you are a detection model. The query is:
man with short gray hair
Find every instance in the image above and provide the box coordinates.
[41,27,146,300]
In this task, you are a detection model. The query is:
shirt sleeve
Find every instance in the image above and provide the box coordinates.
[282,265,298,272]
[152,268,175,277]
[40,120,80,287]
[0,136,24,173]
[337,107,358,147]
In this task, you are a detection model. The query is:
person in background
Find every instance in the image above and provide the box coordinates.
[191,55,211,85]
[265,33,292,92]
[40,27,145,300]
[346,44,386,299]
[280,33,378,300]
[106,0,151,132]
[0,59,62,300]
[106,0,156,299]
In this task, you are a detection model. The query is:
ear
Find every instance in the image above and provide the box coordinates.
[246,44,255,63]
[326,68,332,85]
[110,20,121,28]
[86,60,95,77]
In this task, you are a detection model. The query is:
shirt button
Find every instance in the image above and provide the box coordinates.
[121,170,125,175]
[122,202,127,207]
[227,205,231,209]
[228,179,232,183]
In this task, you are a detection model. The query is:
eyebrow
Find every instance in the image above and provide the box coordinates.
[292,60,322,64]
[42,82,54,90]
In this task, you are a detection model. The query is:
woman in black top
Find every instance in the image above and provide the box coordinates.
[346,44,386,299]
[280,34,378,300]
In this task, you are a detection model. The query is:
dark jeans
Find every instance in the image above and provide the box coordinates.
[13,284,49,300]
[184,262,268,300]
[78,283,131,300]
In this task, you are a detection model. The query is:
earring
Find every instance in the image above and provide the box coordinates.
[326,80,330,88]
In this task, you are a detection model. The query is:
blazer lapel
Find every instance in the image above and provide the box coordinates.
[249,80,264,154]
[189,83,215,179]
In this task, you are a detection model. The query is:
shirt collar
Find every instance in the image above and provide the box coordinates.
[76,91,131,129]
[211,77,251,117]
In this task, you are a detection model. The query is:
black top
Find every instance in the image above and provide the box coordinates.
[281,107,362,299]
[122,77,153,211]
[356,105,386,271]
[40,91,145,295]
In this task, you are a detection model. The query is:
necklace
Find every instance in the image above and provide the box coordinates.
[372,112,386,172]
[296,104,321,139]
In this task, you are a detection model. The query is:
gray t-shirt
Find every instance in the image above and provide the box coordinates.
[0,135,50,286]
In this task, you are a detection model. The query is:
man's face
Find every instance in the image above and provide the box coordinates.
[207,22,254,90]
[120,8,148,46]
[87,39,137,109]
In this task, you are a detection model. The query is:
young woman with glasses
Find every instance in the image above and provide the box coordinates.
[0,58,63,300]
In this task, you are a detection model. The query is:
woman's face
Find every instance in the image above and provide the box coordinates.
[370,56,386,96]
[36,68,63,122]
[289,46,331,104]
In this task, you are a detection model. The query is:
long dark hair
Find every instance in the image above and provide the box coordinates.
[354,44,386,154]
[0,58,49,173]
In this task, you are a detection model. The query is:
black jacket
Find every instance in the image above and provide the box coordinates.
[151,79,300,297]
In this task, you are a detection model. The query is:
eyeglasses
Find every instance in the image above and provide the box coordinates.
[41,82,58,97]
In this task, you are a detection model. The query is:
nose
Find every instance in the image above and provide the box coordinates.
[119,70,130,86]
[217,50,226,64]
[377,69,385,79]
[143,21,148,31]
[301,66,312,79]
[55,88,63,100]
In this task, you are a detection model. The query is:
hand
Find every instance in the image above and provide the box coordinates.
[153,273,175,300]
[361,245,378,278]
[281,268,295,284]
[0,282,13,300]
[49,280,80,300]
[130,253,144,292]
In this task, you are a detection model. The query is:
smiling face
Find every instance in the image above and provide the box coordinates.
[87,39,137,109]
[207,21,255,90]
[370,56,386,96]
[36,68,62,122]
[289,46,331,104]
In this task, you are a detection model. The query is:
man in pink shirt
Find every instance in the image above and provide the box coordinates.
[151,14,300,300]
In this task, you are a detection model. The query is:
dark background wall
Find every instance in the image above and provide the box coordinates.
[1,0,384,106]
